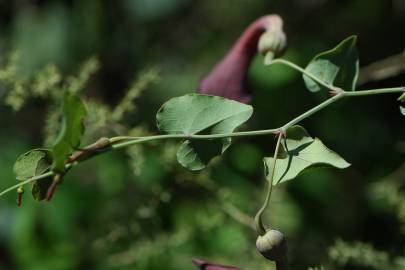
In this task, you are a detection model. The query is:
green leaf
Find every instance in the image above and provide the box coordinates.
[176,140,223,170]
[52,92,87,172]
[400,106,405,116]
[303,36,359,92]
[156,94,253,170]
[264,126,350,185]
[13,149,53,201]
[32,178,53,201]
[13,149,52,180]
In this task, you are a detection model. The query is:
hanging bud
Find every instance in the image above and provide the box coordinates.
[256,229,287,262]
[258,16,287,64]
[16,186,24,207]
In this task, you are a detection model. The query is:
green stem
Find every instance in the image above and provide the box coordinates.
[0,163,77,197]
[282,86,404,130]
[270,58,338,91]
[0,171,54,197]
[282,92,344,129]
[110,129,279,149]
[1,83,403,197]
[254,133,283,236]
[343,87,404,96]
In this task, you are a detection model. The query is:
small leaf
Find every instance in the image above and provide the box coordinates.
[303,36,359,92]
[176,140,223,170]
[32,178,53,201]
[13,149,52,180]
[400,106,405,116]
[13,149,53,201]
[264,126,350,185]
[52,92,87,172]
[156,94,253,170]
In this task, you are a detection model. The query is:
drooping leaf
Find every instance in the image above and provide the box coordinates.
[52,92,87,172]
[13,148,53,201]
[264,126,350,185]
[303,36,359,92]
[32,177,54,201]
[13,149,52,180]
[156,94,253,170]
[400,106,405,116]
[176,140,223,170]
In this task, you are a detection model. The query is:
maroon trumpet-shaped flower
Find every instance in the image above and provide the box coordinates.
[192,258,240,270]
[197,15,285,103]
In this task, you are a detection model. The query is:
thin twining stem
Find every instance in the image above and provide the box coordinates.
[110,85,404,149]
[270,58,340,91]
[0,172,55,197]
[1,69,403,197]
[254,132,283,236]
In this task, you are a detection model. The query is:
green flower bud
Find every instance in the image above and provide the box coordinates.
[256,229,287,262]
[258,16,287,63]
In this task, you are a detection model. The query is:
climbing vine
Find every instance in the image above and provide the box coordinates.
[1,16,404,270]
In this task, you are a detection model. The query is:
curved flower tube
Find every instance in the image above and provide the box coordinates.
[197,15,285,103]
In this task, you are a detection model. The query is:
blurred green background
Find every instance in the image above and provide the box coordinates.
[0,0,404,269]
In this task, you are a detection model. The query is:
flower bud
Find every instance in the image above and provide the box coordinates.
[256,229,287,261]
[258,16,287,63]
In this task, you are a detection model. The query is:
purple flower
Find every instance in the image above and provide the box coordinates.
[197,15,284,103]
[192,258,240,270]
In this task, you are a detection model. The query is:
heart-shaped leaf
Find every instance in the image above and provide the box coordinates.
[156,94,253,170]
[303,36,359,92]
[264,126,350,185]
[52,92,87,172]
[13,148,53,201]
[13,149,52,180]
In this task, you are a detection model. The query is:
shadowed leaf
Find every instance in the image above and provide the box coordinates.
[303,36,359,92]
[32,177,53,201]
[13,148,54,201]
[13,149,52,180]
[264,126,350,185]
[52,92,87,172]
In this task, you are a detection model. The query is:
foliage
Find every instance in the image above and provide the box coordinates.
[264,126,350,185]
[52,92,87,172]
[13,149,52,181]
[157,94,253,170]
[0,1,404,270]
[6,33,404,270]
[303,36,359,92]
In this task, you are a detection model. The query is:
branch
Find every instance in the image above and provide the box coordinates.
[1,59,404,197]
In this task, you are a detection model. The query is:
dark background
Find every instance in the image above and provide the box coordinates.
[0,0,404,269]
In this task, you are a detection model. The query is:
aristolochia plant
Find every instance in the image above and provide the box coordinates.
[2,15,404,270]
